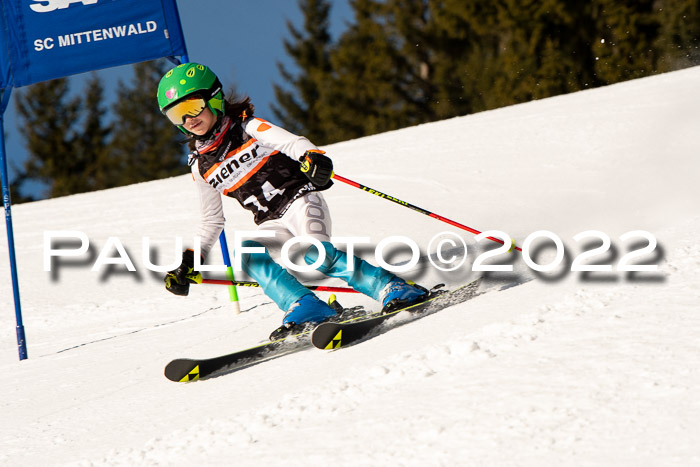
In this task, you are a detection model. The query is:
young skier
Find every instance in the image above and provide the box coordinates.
[157,62,428,337]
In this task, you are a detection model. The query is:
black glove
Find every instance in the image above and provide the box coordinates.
[164,249,202,296]
[300,149,333,187]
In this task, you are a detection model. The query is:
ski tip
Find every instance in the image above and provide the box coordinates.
[164,360,200,383]
[310,321,342,350]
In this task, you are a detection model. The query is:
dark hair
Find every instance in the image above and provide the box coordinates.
[186,94,255,150]
[224,95,255,119]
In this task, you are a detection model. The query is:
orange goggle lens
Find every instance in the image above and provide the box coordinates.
[164,98,207,125]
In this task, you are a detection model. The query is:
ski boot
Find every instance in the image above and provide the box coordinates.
[269,293,338,340]
[380,277,430,313]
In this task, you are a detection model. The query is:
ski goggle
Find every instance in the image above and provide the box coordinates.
[164,97,207,125]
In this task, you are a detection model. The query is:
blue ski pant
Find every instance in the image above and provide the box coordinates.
[240,240,394,311]
[237,192,394,310]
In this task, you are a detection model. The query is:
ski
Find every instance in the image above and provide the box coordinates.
[311,278,483,350]
[164,283,452,382]
[164,333,311,382]
[164,301,370,382]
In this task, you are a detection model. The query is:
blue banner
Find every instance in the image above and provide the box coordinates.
[0,0,187,89]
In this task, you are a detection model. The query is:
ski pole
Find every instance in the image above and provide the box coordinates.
[331,173,522,252]
[201,278,360,294]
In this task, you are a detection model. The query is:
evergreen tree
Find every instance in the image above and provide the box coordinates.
[489,1,598,104]
[424,0,502,116]
[321,0,424,141]
[591,0,662,84]
[382,0,435,120]
[274,0,699,143]
[109,60,187,185]
[654,0,700,70]
[14,78,83,198]
[74,73,112,191]
[272,0,334,143]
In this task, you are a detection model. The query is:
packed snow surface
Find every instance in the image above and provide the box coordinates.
[2,66,699,466]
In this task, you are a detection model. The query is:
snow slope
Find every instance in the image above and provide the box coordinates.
[1,66,699,466]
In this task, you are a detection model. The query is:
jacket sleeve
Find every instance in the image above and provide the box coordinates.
[191,159,225,259]
[242,117,318,161]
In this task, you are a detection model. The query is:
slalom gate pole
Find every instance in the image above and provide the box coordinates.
[201,278,359,294]
[217,231,241,315]
[0,87,28,360]
[331,173,522,252]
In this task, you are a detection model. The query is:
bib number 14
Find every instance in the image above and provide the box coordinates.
[242,181,286,213]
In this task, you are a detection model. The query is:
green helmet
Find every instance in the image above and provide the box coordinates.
[157,62,225,118]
